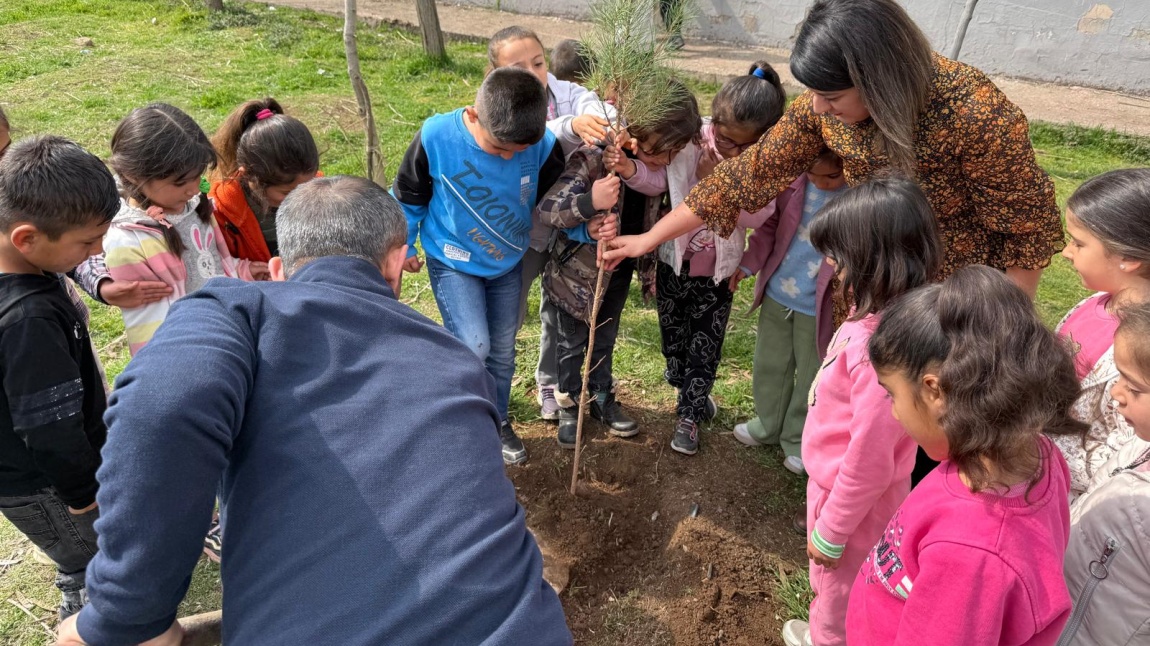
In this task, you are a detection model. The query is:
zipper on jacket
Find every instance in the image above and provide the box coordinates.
[1056,537,1121,646]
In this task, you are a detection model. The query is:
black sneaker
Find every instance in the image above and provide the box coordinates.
[703,395,718,421]
[203,518,223,563]
[557,406,578,449]
[590,393,639,437]
[670,418,699,455]
[500,421,528,465]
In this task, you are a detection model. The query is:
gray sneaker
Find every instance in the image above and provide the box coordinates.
[538,386,560,422]
[670,418,699,455]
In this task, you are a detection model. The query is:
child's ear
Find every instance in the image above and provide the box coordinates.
[463,106,480,123]
[269,257,286,282]
[921,373,945,416]
[1120,258,1143,274]
[9,224,41,254]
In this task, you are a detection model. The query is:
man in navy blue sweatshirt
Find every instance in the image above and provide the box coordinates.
[57,176,573,646]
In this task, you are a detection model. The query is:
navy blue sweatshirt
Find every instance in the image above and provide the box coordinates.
[78,256,572,645]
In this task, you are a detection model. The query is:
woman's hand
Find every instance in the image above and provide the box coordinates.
[600,233,656,269]
[571,114,610,146]
[603,144,636,179]
[590,174,622,212]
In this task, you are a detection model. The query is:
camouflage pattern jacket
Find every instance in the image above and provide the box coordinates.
[534,145,663,324]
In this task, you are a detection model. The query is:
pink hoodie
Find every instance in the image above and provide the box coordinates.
[803,314,919,548]
[847,438,1072,646]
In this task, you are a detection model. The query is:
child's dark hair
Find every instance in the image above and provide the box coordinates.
[711,61,786,135]
[869,266,1086,492]
[487,25,544,70]
[813,146,842,168]
[0,136,119,238]
[476,67,549,145]
[1066,168,1150,279]
[628,81,702,155]
[210,98,319,199]
[110,103,216,258]
[551,39,590,83]
[1117,301,1150,378]
[809,176,941,319]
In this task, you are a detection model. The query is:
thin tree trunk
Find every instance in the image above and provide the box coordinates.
[343,0,384,181]
[415,0,447,60]
[948,0,981,60]
[569,264,608,495]
[205,0,224,10]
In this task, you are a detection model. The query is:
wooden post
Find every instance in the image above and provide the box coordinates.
[343,0,385,181]
[948,0,981,60]
[415,0,447,61]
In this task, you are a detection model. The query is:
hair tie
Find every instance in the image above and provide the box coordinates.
[255,108,275,121]
[752,68,767,80]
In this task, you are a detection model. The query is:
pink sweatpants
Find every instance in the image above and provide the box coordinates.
[806,478,908,646]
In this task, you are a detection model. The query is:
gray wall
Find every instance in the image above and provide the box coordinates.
[456,0,1150,94]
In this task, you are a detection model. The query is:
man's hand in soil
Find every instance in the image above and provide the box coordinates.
[56,616,183,646]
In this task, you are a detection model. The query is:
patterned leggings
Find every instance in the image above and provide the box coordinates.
[657,261,733,422]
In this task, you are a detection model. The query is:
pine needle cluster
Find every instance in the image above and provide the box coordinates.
[581,0,694,134]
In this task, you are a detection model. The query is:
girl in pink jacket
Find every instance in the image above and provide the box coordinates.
[851,266,1082,646]
[782,177,942,646]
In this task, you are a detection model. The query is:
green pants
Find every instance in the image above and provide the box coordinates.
[745,297,819,458]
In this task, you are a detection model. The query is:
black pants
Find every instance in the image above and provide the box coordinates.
[657,261,733,422]
[553,261,633,401]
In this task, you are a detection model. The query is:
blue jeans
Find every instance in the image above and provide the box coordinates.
[427,257,522,421]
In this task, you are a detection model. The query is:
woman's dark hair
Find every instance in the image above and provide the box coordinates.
[210,98,319,210]
[110,103,216,258]
[1066,168,1150,279]
[790,0,934,175]
[1117,301,1150,378]
[628,80,702,155]
[711,61,786,136]
[869,266,1086,492]
[809,175,941,319]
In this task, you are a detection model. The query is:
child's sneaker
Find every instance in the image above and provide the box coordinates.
[500,420,528,465]
[781,619,813,646]
[203,519,223,563]
[590,393,639,437]
[732,422,763,447]
[670,418,699,455]
[784,455,806,475]
[537,386,560,422]
[703,395,718,421]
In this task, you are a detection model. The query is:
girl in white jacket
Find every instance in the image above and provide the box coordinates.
[488,26,617,422]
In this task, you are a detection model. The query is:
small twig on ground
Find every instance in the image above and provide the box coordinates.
[99,333,126,354]
[6,598,55,639]
[653,440,664,484]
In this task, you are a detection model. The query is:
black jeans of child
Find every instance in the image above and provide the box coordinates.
[657,261,734,422]
[553,260,634,401]
[0,488,99,619]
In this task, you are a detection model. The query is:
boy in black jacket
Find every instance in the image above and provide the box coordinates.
[0,136,119,620]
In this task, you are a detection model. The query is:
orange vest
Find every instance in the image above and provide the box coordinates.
[209,178,272,263]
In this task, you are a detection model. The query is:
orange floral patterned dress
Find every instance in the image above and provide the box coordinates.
[684,54,1063,277]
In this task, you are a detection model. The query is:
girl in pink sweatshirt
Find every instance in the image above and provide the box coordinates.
[850,265,1082,646]
[783,177,943,646]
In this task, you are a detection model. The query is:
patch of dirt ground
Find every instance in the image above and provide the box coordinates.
[511,393,808,646]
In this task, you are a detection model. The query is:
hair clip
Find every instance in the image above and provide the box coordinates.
[146,205,173,229]
[256,108,275,121]
[752,68,767,80]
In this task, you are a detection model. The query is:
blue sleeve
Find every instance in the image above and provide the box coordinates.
[565,223,595,245]
[391,128,432,258]
[77,290,255,645]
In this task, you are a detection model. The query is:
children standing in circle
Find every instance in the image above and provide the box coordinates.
[1059,301,1150,645]
[782,177,941,646]
[104,103,267,356]
[848,266,1080,645]
[1052,168,1150,497]
[731,149,845,474]
[658,61,790,456]
[209,98,320,262]
[486,26,614,422]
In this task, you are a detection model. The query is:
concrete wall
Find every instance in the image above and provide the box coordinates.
[455,0,1150,94]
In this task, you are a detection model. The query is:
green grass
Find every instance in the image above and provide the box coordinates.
[0,0,1146,643]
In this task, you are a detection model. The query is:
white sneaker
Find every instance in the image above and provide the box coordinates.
[732,422,763,447]
[781,619,813,646]
[784,455,806,475]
